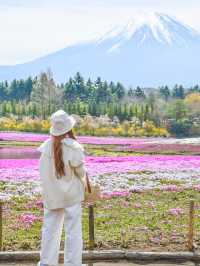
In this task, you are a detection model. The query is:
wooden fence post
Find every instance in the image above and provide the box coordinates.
[0,201,2,250]
[88,205,95,250]
[188,200,194,251]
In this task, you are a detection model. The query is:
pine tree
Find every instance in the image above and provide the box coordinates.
[172,85,185,99]
[134,86,145,99]
[116,82,125,99]
[128,87,134,98]
[159,86,170,101]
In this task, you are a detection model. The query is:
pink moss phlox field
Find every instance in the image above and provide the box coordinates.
[1,155,200,182]
[0,147,39,159]
[0,132,48,142]
[85,155,200,175]
[0,131,157,145]
[1,132,200,197]
[0,159,39,182]
[1,132,200,148]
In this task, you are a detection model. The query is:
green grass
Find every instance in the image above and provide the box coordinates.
[86,148,137,156]
[0,141,39,147]
[2,188,200,251]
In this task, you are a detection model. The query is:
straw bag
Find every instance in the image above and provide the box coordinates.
[84,172,101,203]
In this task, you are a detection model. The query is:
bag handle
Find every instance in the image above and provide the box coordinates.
[86,172,92,193]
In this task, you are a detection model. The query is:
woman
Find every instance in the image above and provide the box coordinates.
[37,109,87,266]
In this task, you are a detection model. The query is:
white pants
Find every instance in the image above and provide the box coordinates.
[40,202,83,266]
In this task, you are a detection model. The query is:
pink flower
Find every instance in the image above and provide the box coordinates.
[147,201,155,208]
[161,185,182,192]
[26,200,43,210]
[133,203,142,209]
[150,237,162,244]
[169,207,184,216]
[194,184,200,192]
[122,201,129,207]
[35,200,44,209]
[19,214,42,229]
[102,191,131,198]
[101,193,112,200]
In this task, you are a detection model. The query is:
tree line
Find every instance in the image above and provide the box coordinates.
[0,72,199,103]
[0,71,200,136]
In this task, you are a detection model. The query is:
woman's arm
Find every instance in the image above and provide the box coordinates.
[73,162,86,178]
[69,147,87,189]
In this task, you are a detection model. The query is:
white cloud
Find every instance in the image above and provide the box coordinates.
[0,0,199,65]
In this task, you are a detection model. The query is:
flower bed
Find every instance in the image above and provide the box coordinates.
[1,132,200,155]
[1,132,200,251]
[0,155,200,200]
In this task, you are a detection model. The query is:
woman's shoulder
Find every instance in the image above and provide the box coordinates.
[62,138,84,151]
[37,138,52,154]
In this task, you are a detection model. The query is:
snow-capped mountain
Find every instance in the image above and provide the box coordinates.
[0,12,200,87]
[97,13,200,48]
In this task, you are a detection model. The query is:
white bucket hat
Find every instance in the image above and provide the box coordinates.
[49,109,76,136]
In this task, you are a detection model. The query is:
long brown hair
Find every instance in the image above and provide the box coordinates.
[52,129,76,178]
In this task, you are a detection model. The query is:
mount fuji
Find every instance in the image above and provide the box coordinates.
[0,12,200,87]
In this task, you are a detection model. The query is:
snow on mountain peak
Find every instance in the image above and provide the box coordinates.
[97,12,200,50]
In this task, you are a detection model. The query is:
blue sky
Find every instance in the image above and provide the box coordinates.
[0,0,199,65]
